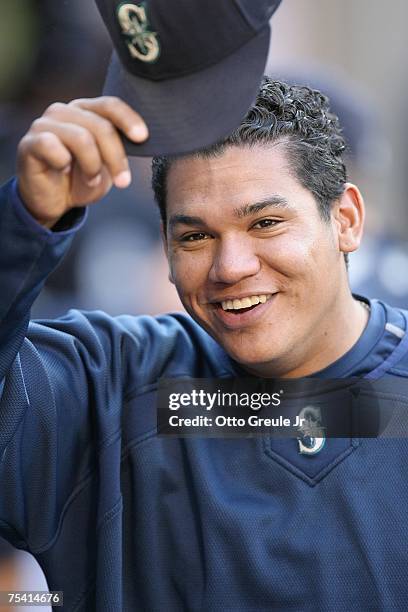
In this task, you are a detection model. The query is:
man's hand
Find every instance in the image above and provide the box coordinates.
[17,97,148,228]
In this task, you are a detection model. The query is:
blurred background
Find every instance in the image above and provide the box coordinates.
[0,0,407,607]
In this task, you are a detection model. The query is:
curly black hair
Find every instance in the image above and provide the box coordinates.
[151,76,347,225]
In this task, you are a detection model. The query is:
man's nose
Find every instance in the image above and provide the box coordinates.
[208,235,261,284]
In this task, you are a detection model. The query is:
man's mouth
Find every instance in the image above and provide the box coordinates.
[218,294,273,314]
[208,293,277,330]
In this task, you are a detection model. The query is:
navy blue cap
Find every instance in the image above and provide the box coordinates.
[95,0,282,156]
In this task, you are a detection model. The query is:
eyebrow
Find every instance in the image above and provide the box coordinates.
[168,195,293,230]
[168,214,205,229]
[233,195,292,218]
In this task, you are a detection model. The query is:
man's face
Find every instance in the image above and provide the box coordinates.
[164,144,347,376]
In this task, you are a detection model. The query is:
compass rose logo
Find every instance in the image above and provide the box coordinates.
[296,405,326,455]
[117,2,160,63]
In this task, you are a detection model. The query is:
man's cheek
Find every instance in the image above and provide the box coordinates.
[167,253,186,286]
[169,261,198,304]
[171,252,209,287]
[261,238,314,277]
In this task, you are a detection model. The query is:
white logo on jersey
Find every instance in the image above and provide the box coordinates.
[296,405,326,455]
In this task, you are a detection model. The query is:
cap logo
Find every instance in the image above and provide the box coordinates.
[117,2,160,63]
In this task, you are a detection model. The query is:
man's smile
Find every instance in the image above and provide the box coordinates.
[208,292,278,329]
[220,293,273,311]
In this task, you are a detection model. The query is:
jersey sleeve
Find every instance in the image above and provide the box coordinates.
[0,178,92,550]
[0,178,87,382]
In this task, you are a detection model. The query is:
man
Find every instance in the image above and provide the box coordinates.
[1,78,408,611]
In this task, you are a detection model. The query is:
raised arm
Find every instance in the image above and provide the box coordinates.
[0,97,149,553]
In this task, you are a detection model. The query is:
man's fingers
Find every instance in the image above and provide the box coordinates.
[30,117,103,183]
[18,131,72,174]
[69,96,149,142]
[43,103,131,188]
[16,95,145,224]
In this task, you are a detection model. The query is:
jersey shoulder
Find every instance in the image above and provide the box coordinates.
[29,309,233,388]
[381,301,408,376]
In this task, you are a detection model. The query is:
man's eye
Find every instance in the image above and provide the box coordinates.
[181,232,209,242]
[252,218,279,229]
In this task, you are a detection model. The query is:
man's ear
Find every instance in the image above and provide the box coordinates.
[332,183,365,254]
[160,221,175,284]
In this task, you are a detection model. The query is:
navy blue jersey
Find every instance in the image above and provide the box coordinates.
[1,178,408,611]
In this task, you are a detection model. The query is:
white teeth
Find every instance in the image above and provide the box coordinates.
[240,297,252,308]
[221,294,273,311]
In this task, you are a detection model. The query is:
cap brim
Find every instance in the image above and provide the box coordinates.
[103,26,270,157]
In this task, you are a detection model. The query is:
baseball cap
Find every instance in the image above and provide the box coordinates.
[95,0,282,156]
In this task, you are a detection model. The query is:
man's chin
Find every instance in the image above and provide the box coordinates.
[218,338,283,372]
[187,310,287,370]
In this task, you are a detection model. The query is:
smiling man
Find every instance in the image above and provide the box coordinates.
[1,78,408,611]
[159,141,367,377]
